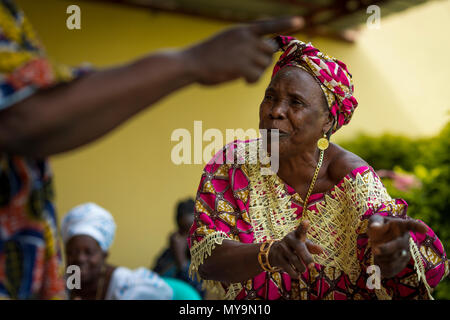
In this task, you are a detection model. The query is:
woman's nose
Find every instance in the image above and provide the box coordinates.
[71,252,88,265]
[270,100,287,119]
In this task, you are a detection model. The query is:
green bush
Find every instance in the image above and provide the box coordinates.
[340,122,450,299]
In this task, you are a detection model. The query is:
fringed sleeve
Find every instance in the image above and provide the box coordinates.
[354,167,448,299]
[187,142,250,299]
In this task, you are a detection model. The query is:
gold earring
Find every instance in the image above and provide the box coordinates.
[317,133,329,151]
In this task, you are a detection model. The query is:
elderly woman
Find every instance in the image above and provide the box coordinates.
[188,36,448,300]
[61,202,173,300]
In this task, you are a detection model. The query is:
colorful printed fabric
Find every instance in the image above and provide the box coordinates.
[188,140,449,300]
[0,0,89,299]
[0,0,90,110]
[272,35,357,134]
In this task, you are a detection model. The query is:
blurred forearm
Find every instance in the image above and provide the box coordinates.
[0,50,196,157]
[198,240,263,283]
[0,16,304,157]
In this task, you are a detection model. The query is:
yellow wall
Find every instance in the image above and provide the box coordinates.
[15,0,449,268]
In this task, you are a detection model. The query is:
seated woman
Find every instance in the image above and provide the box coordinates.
[188,36,449,300]
[61,202,173,300]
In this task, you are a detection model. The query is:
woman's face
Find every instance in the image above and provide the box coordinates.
[259,66,332,158]
[65,235,107,285]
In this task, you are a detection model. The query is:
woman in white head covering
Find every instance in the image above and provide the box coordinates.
[61,202,173,300]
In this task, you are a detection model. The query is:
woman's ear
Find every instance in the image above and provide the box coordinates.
[323,112,334,136]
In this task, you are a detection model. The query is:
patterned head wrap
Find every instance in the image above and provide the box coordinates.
[272,35,358,134]
[61,202,116,252]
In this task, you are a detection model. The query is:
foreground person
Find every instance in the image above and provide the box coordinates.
[0,0,302,299]
[62,203,173,300]
[188,36,449,300]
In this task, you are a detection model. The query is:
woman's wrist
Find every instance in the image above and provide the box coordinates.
[258,240,281,273]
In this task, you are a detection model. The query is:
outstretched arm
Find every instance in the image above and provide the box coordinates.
[0,17,303,157]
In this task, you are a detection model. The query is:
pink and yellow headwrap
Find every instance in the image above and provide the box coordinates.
[272,35,358,134]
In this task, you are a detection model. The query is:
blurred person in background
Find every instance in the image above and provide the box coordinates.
[153,198,204,298]
[62,202,173,300]
[0,0,303,299]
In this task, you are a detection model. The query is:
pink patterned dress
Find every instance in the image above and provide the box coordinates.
[188,140,448,300]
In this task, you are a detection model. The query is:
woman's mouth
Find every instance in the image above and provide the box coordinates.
[266,128,290,139]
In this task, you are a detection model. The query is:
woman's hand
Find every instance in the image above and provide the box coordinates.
[367,214,428,278]
[269,220,324,278]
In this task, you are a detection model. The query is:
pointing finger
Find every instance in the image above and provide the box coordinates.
[295,220,310,242]
[258,39,279,54]
[249,16,305,36]
[297,241,314,269]
[278,242,302,277]
[305,239,324,255]
[374,232,410,257]
[394,219,428,235]
[251,52,273,69]
[369,214,384,228]
[367,215,389,242]
[243,65,264,83]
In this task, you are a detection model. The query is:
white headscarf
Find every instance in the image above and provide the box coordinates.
[61,202,116,251]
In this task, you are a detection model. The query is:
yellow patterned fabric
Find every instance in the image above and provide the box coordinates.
[0,0,90,110]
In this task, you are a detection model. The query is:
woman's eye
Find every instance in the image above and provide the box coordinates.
[291,100,302,106]
[264,94,273,101]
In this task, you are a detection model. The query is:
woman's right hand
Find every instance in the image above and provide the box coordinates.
[269,220,324,278]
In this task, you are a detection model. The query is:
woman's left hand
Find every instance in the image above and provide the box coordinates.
[367,214,428,278]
